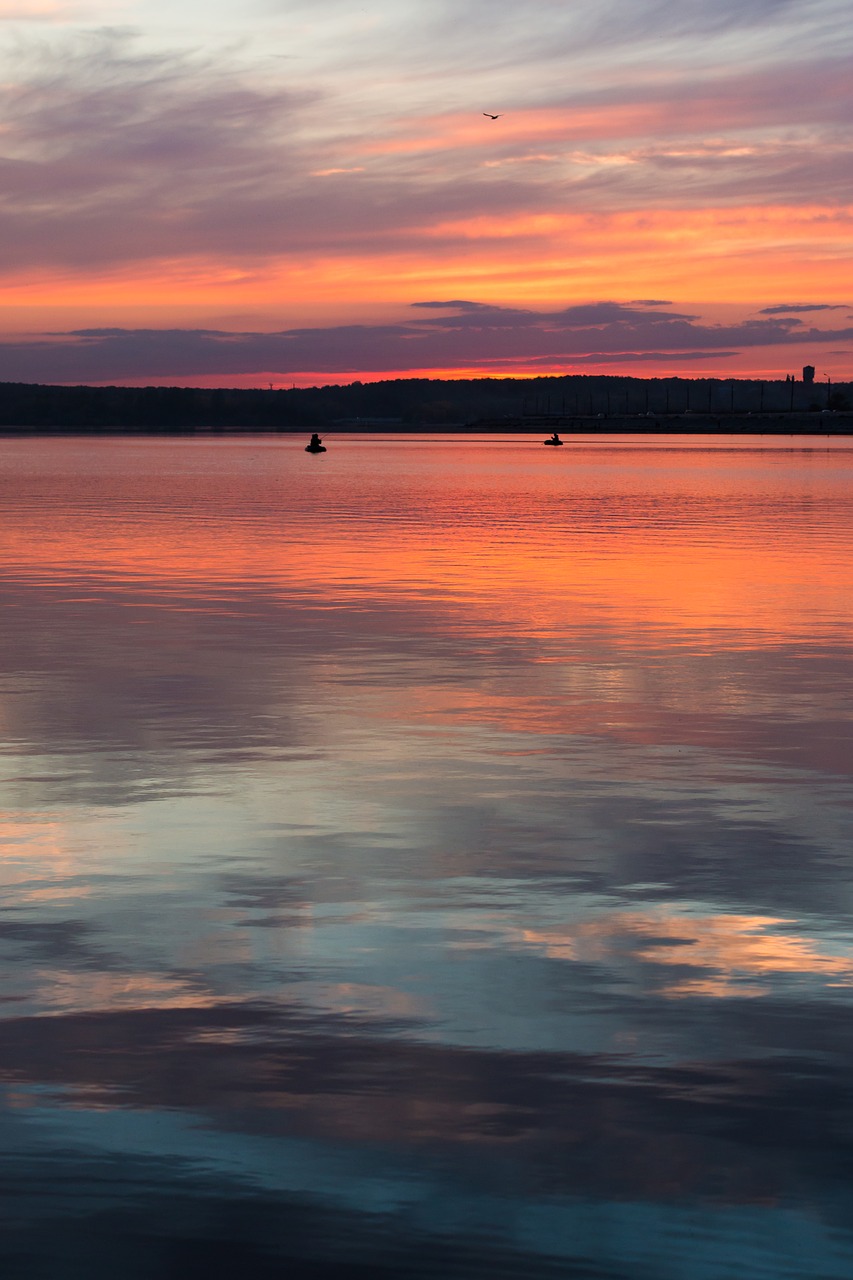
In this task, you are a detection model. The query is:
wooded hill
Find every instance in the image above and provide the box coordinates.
[0,374,849,431]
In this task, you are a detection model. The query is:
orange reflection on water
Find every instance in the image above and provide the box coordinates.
[299,982,430,1020]
[32,969,226,1015]
[0,814,89,894]
[3,439,852,652]
[514,908,853,997]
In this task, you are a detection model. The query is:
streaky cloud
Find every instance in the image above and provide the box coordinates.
[759,304,847,314]
[411,300,508,311]
[529,350,740,365]
[2,301,852,381]
[0,25,851,281]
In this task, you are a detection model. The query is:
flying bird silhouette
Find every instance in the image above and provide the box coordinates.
[483,113,502,119]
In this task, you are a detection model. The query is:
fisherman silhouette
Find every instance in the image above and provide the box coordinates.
[305,432,326,453]
[544,431,563,446]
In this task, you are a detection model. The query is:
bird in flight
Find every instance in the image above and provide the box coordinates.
[483,112,502,119]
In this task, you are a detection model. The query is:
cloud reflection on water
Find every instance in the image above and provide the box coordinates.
[509,907,853,996]
[1,437,853,1276]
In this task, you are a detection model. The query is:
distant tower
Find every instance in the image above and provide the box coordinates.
[803,365,815,384]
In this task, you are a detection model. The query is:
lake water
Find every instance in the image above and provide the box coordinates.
[1,433,852,1278]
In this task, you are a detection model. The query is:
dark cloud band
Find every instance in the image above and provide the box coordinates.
[0,301,849,381]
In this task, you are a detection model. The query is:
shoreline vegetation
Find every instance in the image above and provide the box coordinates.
[0,375,851,435]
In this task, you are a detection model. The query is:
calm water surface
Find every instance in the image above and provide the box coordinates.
[1,434,852,1278]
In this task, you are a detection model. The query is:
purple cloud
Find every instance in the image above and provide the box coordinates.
[0,28,851,281]
[1,301,851,382]
[759,304,848,314]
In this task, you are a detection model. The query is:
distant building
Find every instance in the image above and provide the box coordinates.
[803,365,815,384]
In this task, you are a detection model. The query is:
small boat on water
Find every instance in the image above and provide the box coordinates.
[544,433,564,446]
[305,433,326,453]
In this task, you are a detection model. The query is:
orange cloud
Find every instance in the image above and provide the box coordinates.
[3,203,849,371]
[356,104,683,158]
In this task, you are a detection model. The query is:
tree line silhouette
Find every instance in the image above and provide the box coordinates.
[0,375,849,432]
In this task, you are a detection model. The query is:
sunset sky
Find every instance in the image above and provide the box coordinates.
[1,0,851,386]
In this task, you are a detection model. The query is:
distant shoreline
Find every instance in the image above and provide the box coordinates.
[1,375,850,434]
[1,413,851,437]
